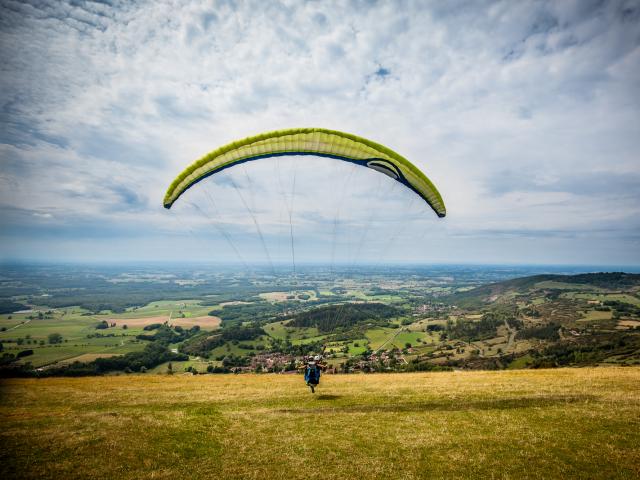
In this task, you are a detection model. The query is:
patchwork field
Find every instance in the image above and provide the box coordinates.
[1,368,638,480]
[59,352,120,364]
[259,290,317,302]
[0,301,223,369]
[109,315,221,329]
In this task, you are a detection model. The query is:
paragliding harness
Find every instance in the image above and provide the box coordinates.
[302,347,326,393]
[304,361,321,387]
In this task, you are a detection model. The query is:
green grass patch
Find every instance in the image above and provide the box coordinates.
[508,354,534,369]
[1,368,639,479]
[386,330,429,349]
[365,327,397,350]
[581,310,613,321]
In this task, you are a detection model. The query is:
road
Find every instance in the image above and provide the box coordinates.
[504,319,516,351]
[7,319,31,331]
[375,327,405,353]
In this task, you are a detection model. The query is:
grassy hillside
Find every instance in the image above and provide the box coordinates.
[1,368,639,479]
[446,272,640,307]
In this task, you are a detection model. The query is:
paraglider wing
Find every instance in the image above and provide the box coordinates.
[163,128,446,217]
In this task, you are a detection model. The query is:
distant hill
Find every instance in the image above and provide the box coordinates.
[554,272,640,288]
[0,300,28,315]
[445,272,640,307]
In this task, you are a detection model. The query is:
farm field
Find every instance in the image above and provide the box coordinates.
[2,266,639,375]
[0,301,222,369]
[109,315,221,329]
[563,292,640,306]
[1,368,639,480]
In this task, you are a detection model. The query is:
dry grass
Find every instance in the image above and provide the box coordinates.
[58,353,120,364]
[1,368,639,479]
[169,315,221,329]
[259,291,291,302]
[617,320,640,329]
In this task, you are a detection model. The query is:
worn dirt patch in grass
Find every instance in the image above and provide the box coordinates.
[59,353,120,364]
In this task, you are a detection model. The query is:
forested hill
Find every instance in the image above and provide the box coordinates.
[556,272,640,288]
[445,272,640,307]
[288,303,399,332]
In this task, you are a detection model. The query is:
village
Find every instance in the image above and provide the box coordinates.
[187,348,418,375]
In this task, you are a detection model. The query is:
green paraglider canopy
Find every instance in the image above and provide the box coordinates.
[163,127,446,217]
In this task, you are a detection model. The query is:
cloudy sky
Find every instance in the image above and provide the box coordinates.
[1,0,639,266]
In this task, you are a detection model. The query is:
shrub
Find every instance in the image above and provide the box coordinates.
[48,333,63,344]
[143,323,162,331]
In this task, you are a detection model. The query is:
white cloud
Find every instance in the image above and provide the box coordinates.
[0,0,639,264]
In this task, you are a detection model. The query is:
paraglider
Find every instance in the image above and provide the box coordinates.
[163,128,447,392]
[163,127,446,217]
[298,354,327,393]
